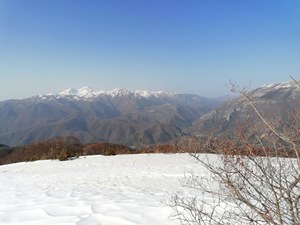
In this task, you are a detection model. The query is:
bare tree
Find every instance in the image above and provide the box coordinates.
[168,80,300,225]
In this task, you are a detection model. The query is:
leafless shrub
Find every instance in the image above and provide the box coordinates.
[168,79,300,225]
[82,142,133,156]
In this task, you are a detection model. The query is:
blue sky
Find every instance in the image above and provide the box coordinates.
[0,0,299,100]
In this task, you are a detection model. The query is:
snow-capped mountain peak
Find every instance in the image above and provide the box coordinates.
[56,87,175,99]
[253,80,300,98]
[108,88,133,97]
[59,88,78,96]
[59,86,96,98]
[77,86,95,98]
[261,80,299,90]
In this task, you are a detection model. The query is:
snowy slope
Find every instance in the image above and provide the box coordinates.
[0,154,204,225]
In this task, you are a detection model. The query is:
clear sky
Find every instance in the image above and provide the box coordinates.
[0,0,299,101]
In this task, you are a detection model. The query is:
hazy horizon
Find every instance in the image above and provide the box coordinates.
[0,85,238,101]
[1,0,299,101]
[0,79,298,102]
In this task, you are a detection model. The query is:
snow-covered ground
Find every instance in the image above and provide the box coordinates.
[0,154,203,225]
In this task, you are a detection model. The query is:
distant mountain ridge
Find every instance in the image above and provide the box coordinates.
[0,87,219,146]
[3,81,297,147]
[39,86,177,100]
[190,80,300,138]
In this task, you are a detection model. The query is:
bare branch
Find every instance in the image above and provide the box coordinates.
[169,78,300,225]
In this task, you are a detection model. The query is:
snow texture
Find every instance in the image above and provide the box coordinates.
[0,154,202,225]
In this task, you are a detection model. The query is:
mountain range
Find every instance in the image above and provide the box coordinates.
[0,87,219,146]
[2,81,299,147]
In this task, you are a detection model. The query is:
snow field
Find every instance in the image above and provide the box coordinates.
[0,154,203,225]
